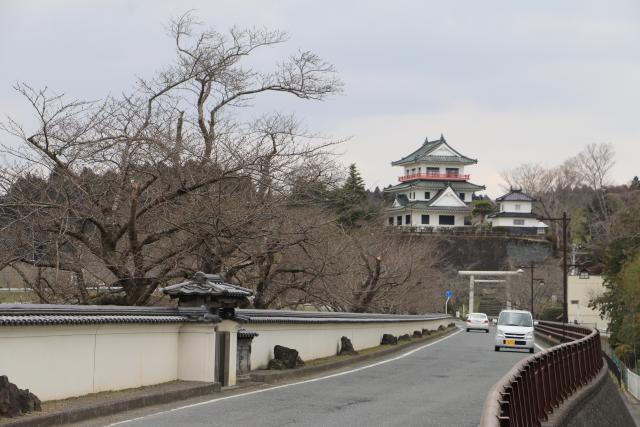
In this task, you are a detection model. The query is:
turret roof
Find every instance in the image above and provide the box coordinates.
[391,134,477,166]
[495,188,535,202]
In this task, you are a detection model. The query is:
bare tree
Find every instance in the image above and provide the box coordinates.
[573,143,615,228]
[0,12,342,305]
[305,227,446,313]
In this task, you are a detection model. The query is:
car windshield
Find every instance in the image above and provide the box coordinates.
[498,312,532,327]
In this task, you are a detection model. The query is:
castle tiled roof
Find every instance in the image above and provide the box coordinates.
[495,189,535,202]
[391,135,477,166]
[384,180,485,193]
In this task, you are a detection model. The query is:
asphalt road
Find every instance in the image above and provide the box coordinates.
[99,327,532,427]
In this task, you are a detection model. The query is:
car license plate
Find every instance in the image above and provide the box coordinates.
[504,339,516,346]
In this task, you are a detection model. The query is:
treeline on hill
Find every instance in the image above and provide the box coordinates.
[504,144,640,364]
[0,13,446,313]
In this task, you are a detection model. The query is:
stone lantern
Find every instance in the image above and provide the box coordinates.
[163,271,253,319]
[236,329,259,376]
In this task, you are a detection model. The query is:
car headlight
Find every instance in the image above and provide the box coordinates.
[496,331,505,338]
[525,332,534,339]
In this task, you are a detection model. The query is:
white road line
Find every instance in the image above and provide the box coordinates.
[535,343,548,351]
[106,329,463,426]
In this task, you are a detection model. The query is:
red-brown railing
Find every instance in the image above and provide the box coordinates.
[398,172,470,182]
[480,321,602,427]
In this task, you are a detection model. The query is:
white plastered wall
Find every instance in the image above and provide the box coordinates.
[499,201,533,213]
[0,323,216,401]
[230,318,451,370]
[489,217,539,227]
[405,211,465,227]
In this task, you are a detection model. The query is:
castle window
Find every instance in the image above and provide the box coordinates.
[513,219,525,226]
[421,215,430,224]
[446,168,459,176]
[396,216,402,225]
[405,215,411,225]
[515,204,521,211]
[459,193,465,201]
[424,191,431,200]
[427,167,439,175]
[388,217,394,225]
[439,215,455,225]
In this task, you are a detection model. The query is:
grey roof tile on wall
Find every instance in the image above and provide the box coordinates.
[0,314,187,326]
[234,309,450,324]
[0,304,214,326]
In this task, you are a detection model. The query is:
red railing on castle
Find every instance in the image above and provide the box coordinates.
[398,173,470,182]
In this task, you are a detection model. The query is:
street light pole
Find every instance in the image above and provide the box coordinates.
[530,261,534,317]
[519,262,543,319]
[538,211,570,342]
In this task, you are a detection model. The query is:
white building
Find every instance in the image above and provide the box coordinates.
[567,274,610,332]
[383,135,485,228]
[487,189,548,235]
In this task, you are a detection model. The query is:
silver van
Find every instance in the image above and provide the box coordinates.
[494,309,536,353]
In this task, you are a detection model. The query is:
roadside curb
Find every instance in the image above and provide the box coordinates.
[249,325,459,384]
[0,382,220,427]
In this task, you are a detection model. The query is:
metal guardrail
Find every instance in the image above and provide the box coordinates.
[480,320,602,427]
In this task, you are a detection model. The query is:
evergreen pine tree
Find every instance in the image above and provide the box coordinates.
[335,164,368,227]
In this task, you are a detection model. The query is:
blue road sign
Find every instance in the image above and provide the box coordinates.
[446,290,453,298]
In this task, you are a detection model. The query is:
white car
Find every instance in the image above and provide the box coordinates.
[465,312,490,332]
[494,309,536,353]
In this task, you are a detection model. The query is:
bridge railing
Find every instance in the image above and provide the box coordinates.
[480,320,602,427]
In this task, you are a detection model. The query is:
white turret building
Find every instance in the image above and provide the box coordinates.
[383,134,485,228]
[486,189,548,235]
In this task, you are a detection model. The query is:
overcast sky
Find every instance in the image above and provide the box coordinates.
[1,0,639,197]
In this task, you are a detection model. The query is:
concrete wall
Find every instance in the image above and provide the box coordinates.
[0,323,215,401]
[543,364,635,427]
[225,317,451,370]
[0,310,450,400]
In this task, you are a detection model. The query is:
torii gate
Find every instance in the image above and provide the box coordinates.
[458,270,523,315]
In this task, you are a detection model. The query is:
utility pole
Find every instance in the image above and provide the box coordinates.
[538,211,570,342]
[561,212,569,342]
